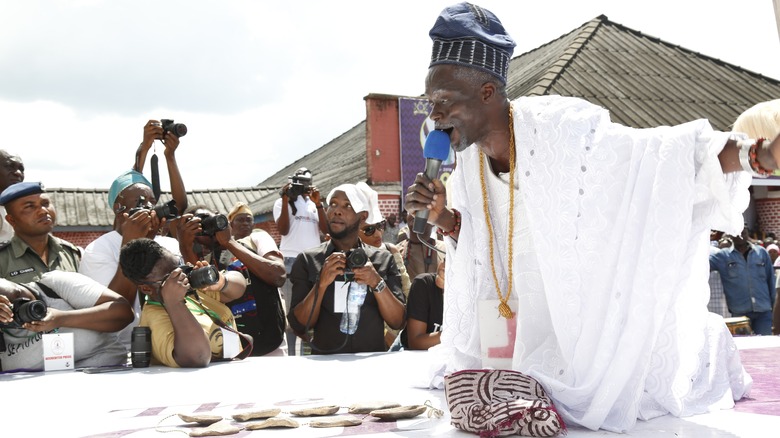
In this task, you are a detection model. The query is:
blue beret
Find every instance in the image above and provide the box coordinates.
[429,2,516,83]
[0,182,45,206]
[108,170,152,208]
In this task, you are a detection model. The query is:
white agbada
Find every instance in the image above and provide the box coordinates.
[428,95,753,432]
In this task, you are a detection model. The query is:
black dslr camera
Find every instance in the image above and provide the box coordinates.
[128,197,178,220]
[286,168,312,199]
[161,119,187,138]
[0,297,48,329]
[181,265,220,290]
[342,247,368,281]
[194,213,229,236]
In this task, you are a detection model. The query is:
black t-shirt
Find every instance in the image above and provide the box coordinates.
[287,241,405,354]
[401,273,443,349]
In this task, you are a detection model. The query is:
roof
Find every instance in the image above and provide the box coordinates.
[48,186,276,229]
[248,120,368,215]
[506,15,780,131]
[48,16,780,227]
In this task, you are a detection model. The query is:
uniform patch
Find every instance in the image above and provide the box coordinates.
[8,267,35,277]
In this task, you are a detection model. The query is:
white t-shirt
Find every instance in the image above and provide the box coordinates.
[273,196,321,258]
[79,231,182,348]
[0,271,127,371]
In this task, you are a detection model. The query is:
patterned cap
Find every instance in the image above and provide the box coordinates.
[429,2,516,83]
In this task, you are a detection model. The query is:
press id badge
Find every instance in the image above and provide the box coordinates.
[478,300,517,370]
[43,332,74,371]
[221,329,241,359]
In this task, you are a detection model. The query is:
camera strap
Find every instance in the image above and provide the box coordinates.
[31,282,61,300]
[150,152,161,201]
[187,296,254,360]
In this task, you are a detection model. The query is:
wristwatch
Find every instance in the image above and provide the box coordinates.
[373,279,386,293]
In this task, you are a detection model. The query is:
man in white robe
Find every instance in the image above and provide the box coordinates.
[405,2,778,432]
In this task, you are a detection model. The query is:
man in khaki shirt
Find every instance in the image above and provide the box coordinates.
[0,182,81,284]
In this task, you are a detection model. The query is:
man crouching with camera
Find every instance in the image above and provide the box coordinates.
[118,238,248,368]
[287,182,405,354]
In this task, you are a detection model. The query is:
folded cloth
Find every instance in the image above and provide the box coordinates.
[445,369,566,437]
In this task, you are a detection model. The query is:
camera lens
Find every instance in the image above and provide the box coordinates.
[187,265,220,289]
[131,326,152,368]
[14,298,47,323]
[346,248,368,269]
[200,214,229,235]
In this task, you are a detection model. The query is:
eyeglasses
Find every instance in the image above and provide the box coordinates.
[138,272,173,291]
[362,222,386,237]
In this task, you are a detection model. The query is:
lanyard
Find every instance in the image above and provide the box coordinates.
[145,296,221,321]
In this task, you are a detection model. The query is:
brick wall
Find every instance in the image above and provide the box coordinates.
[53,231,107,248]
[755,197,780,236]
[378,195,402,222]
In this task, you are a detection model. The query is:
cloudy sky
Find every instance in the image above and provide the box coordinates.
[1,0,778,191]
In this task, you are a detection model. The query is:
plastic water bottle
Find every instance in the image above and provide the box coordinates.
[340,283,368,335]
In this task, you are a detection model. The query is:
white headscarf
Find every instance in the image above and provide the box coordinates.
[326,182,383,224]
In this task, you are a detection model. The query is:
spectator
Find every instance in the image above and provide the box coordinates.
[0,182,81,284]
[287,183,405,354]
[118,238,247,368]
[0,271,133,372]
[767,243,780,265]
[401,259,445,350]
[273,167,327,354]
[707,231,730,318]
[0,150,24,242]
[79,170,181,350]
[709,227,775,335]
[382,213,400,244]
[396,214,445,283]
[178,205,287,356]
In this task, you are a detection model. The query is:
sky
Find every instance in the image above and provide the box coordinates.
[1,0,779,192]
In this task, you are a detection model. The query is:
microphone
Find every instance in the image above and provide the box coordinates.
[413,129,451,235]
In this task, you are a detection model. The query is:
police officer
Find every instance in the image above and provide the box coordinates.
[0,182,81,283]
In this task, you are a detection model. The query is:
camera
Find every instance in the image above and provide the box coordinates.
[161,119,187,138]
[180,265,220,290]
[196,213,229,236]
[286,168,312,199]
[0,297,48,329]
[342,248,368,281]
[127,197,179,220]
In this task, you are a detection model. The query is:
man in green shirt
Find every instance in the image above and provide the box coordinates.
[0,182,81,283]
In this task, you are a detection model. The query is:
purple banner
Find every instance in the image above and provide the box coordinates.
[398,97,455,212]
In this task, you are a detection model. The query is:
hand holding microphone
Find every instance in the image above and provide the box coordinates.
[405,130,451,235]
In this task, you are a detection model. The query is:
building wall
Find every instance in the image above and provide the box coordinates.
[755,198,780,237]
[54,231,107,248]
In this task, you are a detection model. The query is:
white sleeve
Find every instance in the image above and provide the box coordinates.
[38,271,106,309]
[78,240,118,287]
[272,198,283,221]
[250,231,280,256]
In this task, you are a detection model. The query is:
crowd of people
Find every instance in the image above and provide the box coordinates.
[1,2,779,434]
[0,122,445,372]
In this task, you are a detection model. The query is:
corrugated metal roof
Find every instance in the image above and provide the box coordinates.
[48,186,276,228]
[508,15,780,131]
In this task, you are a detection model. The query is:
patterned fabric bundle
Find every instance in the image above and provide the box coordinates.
[444,369,566,437]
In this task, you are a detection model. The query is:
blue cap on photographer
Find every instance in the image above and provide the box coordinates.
[0,181,44,206]
[108,170,152,208]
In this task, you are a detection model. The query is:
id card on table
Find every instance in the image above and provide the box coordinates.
[43,332,74,371]
[478,300,517,370]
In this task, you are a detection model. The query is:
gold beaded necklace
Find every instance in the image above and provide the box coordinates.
[479,104,516,319]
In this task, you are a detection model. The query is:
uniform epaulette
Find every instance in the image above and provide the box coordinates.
[58,238,83,258]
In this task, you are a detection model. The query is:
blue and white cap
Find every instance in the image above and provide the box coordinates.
[429,2,516,83]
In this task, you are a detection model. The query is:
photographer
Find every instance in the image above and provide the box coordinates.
[79,171,181,350]
[0,271,133,372]
[287,183,405,354]
[273,167,327,354]
[177,205,287,356]
[119,238,247,368]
